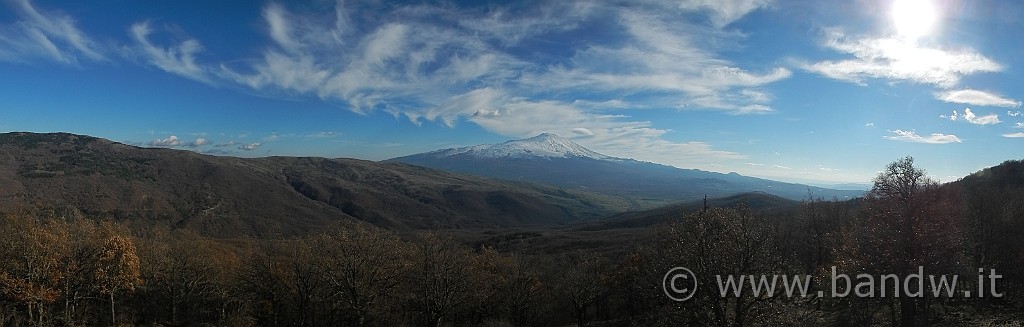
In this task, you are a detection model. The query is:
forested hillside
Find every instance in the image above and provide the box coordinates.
[0,157,1021,326]
[0,132,628,235]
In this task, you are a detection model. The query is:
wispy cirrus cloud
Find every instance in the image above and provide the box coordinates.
[128,22,211,83]
[2,0,775,168]
[884,129,961,144]
[1004,132,1024,138]
[0,0,106,65]
[455,1,598,46]
[524,10,791,114]
[803,31,1000,88]
[937,89,1021,108]
[207,1,774,167]
[677,0,771,28]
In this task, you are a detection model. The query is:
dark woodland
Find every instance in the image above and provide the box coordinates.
[1,134,1022,326]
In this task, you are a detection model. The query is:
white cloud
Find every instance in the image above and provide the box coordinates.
[149,135,183,147]
[963,108,1000,125]
[456,1,597,46]
[865,122,874,127]
[238,142,262,151]
[217,0,789,120]
[1009,111,1022,117]
[676,0,771,28]
[6,1,774,168]
[268,133,296,142]
[186,138,210,147]
[884,130,961,144]
[307,131,341,138]
[942,108,1000,125]
[465,94,745,166]
[520,10,790,114]
[1003,132,1024,138]
[939,111,956,121]
[936,89,1021,108]
[571,99,635,111]
[129,22,211,83]
[732,104,775,115]
[264,4,300,53]
[745,162,765,166]
[804,31,1001,88]
[571,128,595,136]
[220,7,526,116]
[772,164,791,170]
[0,0,106,65]
[1015,122,1024,129]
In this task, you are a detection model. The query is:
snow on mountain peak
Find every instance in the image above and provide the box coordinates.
[428,133,610,160]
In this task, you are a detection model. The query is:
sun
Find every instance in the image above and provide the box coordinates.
[891,0,939,40]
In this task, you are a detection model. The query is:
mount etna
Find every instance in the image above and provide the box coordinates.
[390,133,864,206]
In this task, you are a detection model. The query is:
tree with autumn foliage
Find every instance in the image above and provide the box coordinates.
[0,214,68,326]
[94,228,142,326]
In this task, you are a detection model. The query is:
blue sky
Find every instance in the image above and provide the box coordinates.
[2,0,1022,184]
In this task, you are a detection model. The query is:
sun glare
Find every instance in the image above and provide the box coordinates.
[891,0,939,40]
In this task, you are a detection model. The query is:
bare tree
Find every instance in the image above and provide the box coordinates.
[312,225,411,326]
[409,232,475,327]
[659,205,784,327]
[556,252,606,327]
[138,228,240,324]
[844,157,965,326]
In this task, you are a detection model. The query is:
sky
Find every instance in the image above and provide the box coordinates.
[1,0,1022,185]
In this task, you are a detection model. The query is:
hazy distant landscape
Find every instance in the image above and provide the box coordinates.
[4,0,1024,326]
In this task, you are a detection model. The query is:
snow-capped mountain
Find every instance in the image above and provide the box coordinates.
[389,133,864,204]
[423,133,610,160]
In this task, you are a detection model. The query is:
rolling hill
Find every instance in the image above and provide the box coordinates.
[0,132,631,236]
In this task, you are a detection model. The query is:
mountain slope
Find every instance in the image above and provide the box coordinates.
[390,133,863,203]
[0,132,630,236]
[949,159,1024,191]
[427,133,609,160]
